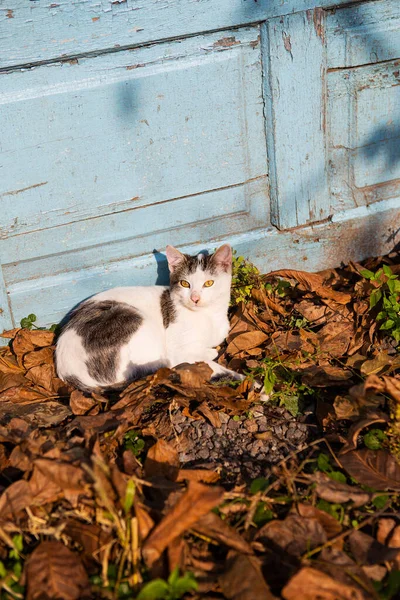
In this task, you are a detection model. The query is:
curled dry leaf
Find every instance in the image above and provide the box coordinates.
[144,438,180,481]
[193,511,253,555]
[265,269,352,304]
[313,472,372,507]
[174,362,213,387]
[25,541,90,600]
[69,389,99,416]
[0,480,33,522]
[339,413,388,455]
[219,551,276,600]
[255,514,327,557]
[0,372,29,393]
[176,468,220,484]
[25,363,57,393]
[226,330,268,355]
[23,346,54,369]
[142,481,223,567]
[348,530,400,565]
[294,503,342,539]
[340,449,400,491]
[281,567,366,600]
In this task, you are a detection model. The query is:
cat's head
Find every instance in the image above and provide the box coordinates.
[165,244,232,310]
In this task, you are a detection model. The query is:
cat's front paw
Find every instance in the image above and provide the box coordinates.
[204,348,218,361]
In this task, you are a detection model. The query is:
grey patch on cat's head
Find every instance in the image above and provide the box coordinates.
[167,245,232,288]
[160,289,176,328]
[64,299,143,385]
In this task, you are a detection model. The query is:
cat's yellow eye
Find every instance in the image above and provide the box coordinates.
[180,280,190,288]
[204,280,214,287]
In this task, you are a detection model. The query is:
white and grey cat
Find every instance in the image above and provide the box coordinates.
[56,244,242,392]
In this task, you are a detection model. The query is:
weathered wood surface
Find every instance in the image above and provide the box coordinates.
[263,11,329,230]
[0,0,399,337]
[7,197,400,330]
[1,0,361,71]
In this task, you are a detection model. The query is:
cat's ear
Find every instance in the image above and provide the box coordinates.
[212,244,232,272]
[166,245,185,272]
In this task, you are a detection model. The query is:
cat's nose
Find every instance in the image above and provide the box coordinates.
[190,293,200,304]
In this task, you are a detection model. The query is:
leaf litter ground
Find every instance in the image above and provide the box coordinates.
[1,253,400,599]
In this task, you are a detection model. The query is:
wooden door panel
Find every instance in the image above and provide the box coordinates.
[0,27,269,331]
[1,28,266,237]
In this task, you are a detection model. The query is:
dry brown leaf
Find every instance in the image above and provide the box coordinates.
[64,520,112,567]
[193,511,253,555]
[176,469,220,483]
[255,514,326,557]
[348,530,400,565]
[174,362,213,387]
[142,481,223,566]
[23,346,54,369]
[25,541,90,600]
[294,503,341,539]
[0,351,24,374]
[0,327,21,339]
[226,331,268,355]
[32,458,88,505]
[301,365,352,387]
[266,269,352,304]
[317,321,353,357]
[313,472,372,507]
[377,518,397,545]
[361,352,394,376]
[219,551,276,600]
[69,390,99,416]
[340,449,400,491]
[144,439,180,481]
[0,480,33,522]
[0,386,48,403]
[282,567,365,600]
[25,363,57,393]
[0,372,29,392]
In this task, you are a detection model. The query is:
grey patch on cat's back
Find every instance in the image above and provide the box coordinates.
[64,374,95,395]
[65,299,143,384]
[160,289,176,328]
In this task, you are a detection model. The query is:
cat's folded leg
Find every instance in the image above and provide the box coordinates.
[205,361,245,382]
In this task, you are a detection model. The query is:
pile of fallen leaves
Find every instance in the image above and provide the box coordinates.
[0,252,400,600]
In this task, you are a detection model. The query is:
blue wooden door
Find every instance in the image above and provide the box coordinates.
[1,0,399,332]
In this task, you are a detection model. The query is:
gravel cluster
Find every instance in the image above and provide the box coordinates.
[170,405,310,481]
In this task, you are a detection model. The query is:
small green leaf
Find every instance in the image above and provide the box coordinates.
[263,368,276,395]
[233,415,241,422]
[364,428,387,450]
[383,265,393,277]
[372,495,388,509]
[253,502,274,526]
[137,579,169,600]
[282,395,299,417]
[170,572,198,598]
[327,470,347,484]
[370,288,382,308]
[28,313,37,322]
[317,453,331,473]
[0,561,7,578]
[250,477,269,494]
[20,317,32,329]
[380,319,395,330]
[122,479,135,514]
[360,269,375,279]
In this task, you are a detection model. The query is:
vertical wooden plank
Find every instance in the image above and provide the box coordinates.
[0,263,13,343]
[262,9,329,230]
